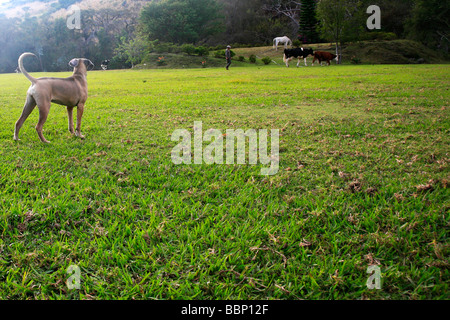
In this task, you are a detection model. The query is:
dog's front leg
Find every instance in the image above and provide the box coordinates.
[75,103,85,139]
[67,106,75,134]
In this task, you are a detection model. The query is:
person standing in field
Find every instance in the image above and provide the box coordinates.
[225,45,231,70]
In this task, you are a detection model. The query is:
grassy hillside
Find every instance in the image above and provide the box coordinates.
[342,40,447,64]
[232,40,447,66]
[134,40,448,70]
[0,64,448,300]
[0,0,147,18]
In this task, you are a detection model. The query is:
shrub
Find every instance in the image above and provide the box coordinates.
[210,45,223,51]
[195,46,209,56]
[182,44,196,55]
[168,43,182,54]
[109,54,131,69]
[214,50,225,58]
[249,54,257,63]
[261,57,272,65]
[154,42,171,53]
[238,56,245,62]
[214,50,235,59]
[157,56,166,66]
[364,32,397,41]
[292,40,301,47]
[350,56,361,64]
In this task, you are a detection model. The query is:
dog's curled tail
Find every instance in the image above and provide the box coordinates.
[18,53,38,84]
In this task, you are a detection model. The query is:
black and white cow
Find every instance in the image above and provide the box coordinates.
[283,48,314,67]
[101,59,110,70]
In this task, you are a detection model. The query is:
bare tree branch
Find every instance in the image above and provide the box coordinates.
[262,0,303,35]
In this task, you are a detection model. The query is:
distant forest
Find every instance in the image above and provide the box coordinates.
[0,0,448,72]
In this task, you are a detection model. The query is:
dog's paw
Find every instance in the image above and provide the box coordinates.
[75,132,85,139]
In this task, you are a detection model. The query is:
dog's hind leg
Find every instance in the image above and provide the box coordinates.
[14,95,36,141]
[35,102,51,143]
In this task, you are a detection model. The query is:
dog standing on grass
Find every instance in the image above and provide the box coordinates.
[14,53,94,143]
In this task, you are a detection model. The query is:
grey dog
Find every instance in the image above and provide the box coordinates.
[14,53,94,143]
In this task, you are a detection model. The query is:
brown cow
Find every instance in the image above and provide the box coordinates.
[312,51,338,66]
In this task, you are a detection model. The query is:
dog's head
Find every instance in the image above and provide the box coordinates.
[69,58,95,73]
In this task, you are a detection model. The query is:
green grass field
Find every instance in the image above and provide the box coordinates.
[0,63,448,300]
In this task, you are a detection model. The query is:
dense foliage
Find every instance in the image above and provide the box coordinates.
[140,0,223,44]
[298,0,320,44]
[0,0,447,72]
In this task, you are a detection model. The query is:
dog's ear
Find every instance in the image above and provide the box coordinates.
[69,59,79,68]
[83,59,94,70]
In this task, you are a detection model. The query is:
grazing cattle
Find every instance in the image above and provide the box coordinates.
[283,48,314,67]
[312,51,338,66]
[273,36,292,51]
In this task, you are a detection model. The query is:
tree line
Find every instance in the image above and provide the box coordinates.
[0,0,447,73]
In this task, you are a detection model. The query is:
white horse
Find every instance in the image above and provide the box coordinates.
[273,36,292,51]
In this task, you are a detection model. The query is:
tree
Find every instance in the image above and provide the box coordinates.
[0,7,142,73]
[40,18,81,71]
[140,0,224,44]
[407,0,449,54]
[316,0,365,63]
[262,0,302,37]
[371,0,412,38]
[78,9,138,64]
[0,17,25,73]
[298,0,320,43]
[114,36,148,68]
[215,0,281,45]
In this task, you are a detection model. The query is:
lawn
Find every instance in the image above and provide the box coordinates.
[0,63,448,300]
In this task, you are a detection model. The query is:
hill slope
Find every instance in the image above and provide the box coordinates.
[134,40,447,70]
[0,0,149,19]
[230,40,447,66]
